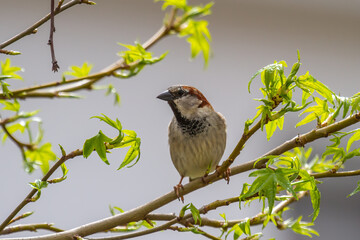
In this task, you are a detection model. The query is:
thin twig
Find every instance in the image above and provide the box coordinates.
[230,113,360,177]
[0,49,21,55]
[0,149,83,232]
[0,124,35,150]
[87,218,179,240]
[0,223,63,235]
[4,115,358,240]
[312,169,360,179]
[0,8,178,100]
[8,212,33,225]
[0,0,91,49]
[0,7,180,234]
[90,192,307,240]
[48,0,60,72]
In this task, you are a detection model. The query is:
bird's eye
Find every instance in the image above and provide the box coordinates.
[174,88,187,98]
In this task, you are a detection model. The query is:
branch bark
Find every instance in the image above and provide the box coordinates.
[0,223,63,235]
[0,8,178,100]
[3,113,358,240]
[0,0,94,50]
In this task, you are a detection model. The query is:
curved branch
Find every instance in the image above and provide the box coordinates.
[0,8,178,100]
[0,149,83,232]
[0,124,35,150]
[0,6,179,234]
[90,192,307,240]
[230,113,360,176]
[0,0,94,49]
[3,114,359,240]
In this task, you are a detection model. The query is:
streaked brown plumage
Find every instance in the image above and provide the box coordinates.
[157,85,226,201]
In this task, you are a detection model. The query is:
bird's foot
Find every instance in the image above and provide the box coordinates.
[201,173,209,184]
[216,166,231,184]
[174,184,185,203]
[224,167,231,184]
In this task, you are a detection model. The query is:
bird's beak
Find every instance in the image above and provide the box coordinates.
[157,90,174,101]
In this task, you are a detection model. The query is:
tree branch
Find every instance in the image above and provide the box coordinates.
[0,223,63,235]
[0,149,83,232]
[230,113,360,177]
[3,113,358,240]
[0,8,178,100]
[89,191,307,240]
[0,6,179,234]
[0,0,94,50]
[312,169,360,179]
[48,0,60,72]
[0,124,35,150]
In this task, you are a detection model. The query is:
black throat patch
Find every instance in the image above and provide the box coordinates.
[168,101,209,136]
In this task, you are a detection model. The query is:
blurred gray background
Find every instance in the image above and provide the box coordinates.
[1,0,359,239]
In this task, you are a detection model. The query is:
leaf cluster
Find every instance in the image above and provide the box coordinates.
[0,97,57,174]
[115,43,168,78]
[83,114,141,170]
[0,59,22,98]
[158,0,214,67]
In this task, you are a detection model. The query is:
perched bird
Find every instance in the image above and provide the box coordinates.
[157,85,227,201]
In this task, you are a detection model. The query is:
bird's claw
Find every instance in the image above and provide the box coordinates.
[174,183,185,203]
[201,173,209,184]
[216,166,231,184]
[224,167,231,184]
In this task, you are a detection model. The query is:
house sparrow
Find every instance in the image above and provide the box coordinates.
[157,85,227,201]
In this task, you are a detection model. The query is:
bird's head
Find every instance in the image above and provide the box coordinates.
[157,85,214,120]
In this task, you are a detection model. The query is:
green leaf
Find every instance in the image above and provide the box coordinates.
[29,179,48,190]
[286,50,301,83]
[25,143,57,174]
[83,130,112,164]
[47,163,68,183]
[118,133,141,170]
[189,203,201,225]
[241,168,298,214]
[28,179,48,201]
[346,129,360,152]
[0,99,20,112]
[296,97,330,127]
[105,84,121,105]
[295,170,320,221]
[91,114,122,131]
[179,203,201,225]
[296,73,334,104]
[248,62,285,93]
[1,122,25,143]
[348,180,360,197]
[118,43,167,65]
[179,19,211,67]
[350,93,360,115]
[183,2,213,20]
[238,218,251,236]
[265,115,284,140]
[0,80,12,98]
[59,144,66,156]
[226,218,251,239]
[116,43,167,77]
[1,59,23,80]
[91,114,124,145]
[63,62,93,78]
[322,146,345,162]
[84,115,141,169]
[156,0,187,10]
[285,216,319,237]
